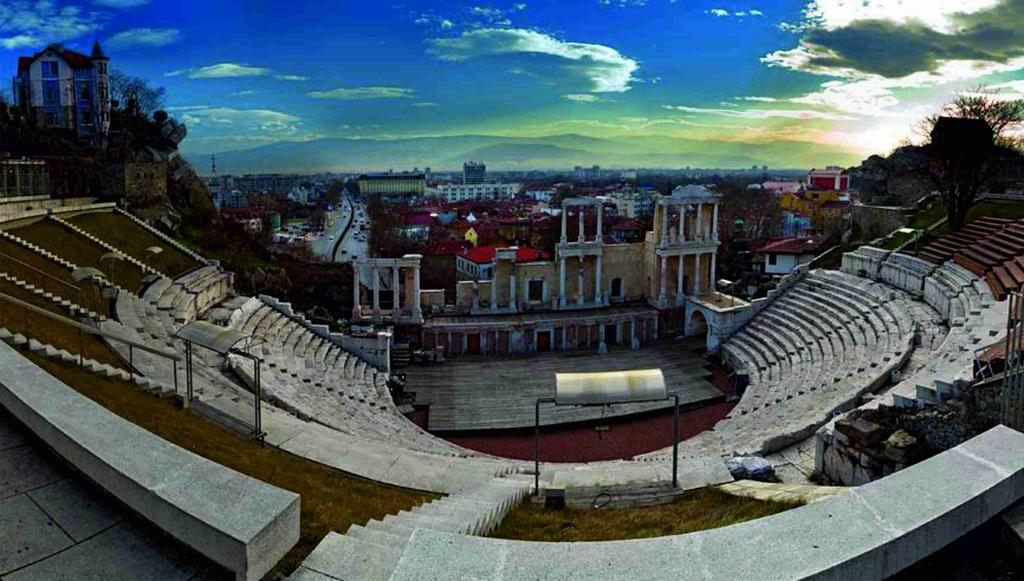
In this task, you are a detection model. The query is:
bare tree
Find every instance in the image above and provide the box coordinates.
[922,89,1024,230]
[109,69,166,116]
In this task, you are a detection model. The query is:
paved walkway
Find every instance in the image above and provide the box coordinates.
[718,479,851,505]
[0,411,224,580]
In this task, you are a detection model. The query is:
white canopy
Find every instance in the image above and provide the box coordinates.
[555,369,667,406]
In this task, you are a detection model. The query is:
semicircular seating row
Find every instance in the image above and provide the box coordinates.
[634,269,945,460]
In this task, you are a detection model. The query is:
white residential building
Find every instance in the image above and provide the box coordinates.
[437,182,522,203]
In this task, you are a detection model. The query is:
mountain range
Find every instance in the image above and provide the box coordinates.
[191,133,866,175]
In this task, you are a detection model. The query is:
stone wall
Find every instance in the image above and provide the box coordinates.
[817,380,1002,485]
[852,204,909,240]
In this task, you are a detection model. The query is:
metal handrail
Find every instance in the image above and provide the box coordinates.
[0,250,80,292]
[0,291,179,361]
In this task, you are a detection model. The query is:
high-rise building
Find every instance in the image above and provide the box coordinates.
[12,42,111,136]
[463,162,486,185]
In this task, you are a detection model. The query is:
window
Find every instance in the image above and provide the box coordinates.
[768,253,778,266]
[611,277,623,299]
[42,81,59,106]
[528,279,544,302]
[97,62,107,75]
[41,61,58,77]
[78,81,91,100]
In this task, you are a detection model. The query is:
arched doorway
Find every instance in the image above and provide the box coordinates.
[686,309,709,341]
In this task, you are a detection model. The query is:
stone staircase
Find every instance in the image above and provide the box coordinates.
[0,271,106,322]
[113,207,212,266]
[292,478,532,581]
[0,327,177,397]
[48,215,166,278]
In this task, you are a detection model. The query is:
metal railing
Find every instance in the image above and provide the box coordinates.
[1002,291,1024,430]
[0,291,181,392]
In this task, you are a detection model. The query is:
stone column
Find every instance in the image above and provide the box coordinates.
[712,202,719,240]
[509,271,517,310]
[663,203,671,244]
[594,255,602,305]
[598,323,607,354]
[372,267,381,321]
[559,257,566,307]
[578,207,585,242]
[577,258,585,305]
[412,262,422,319]
[596,205,603,240]
[679,205,686,243]
[352,263,361,319]
[631,317,639,350]
[392,267,401,320]
[696,203,704,241]
[676,254,685,300]
[712,252,720,295]
[490,264,497,309]
[693,254,702,295]
[560,207,567,243]
[658,255,668,304]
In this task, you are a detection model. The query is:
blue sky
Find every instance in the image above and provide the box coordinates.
[4,0,1024,164]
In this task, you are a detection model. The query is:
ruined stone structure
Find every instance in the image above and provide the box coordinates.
[415,185,747,356]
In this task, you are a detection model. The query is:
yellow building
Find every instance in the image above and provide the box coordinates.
[464,226,479,247]
[779,190,846,229]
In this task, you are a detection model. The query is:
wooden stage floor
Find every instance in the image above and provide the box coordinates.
[402,339,725,431]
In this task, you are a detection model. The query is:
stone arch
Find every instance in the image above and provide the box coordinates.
[686,309,709,339]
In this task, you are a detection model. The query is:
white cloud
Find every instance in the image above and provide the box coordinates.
[307,86,415,100]
[107,27,181,48]
[441,19,454,29]
[563,93,600,102]
[231,90,258,96]
[799,0,999,34]
[274,74,309,81]
[171,106,302,134]
[0,1,108,49]
[706,8,763,18]
[664,104,855,120]
[428,28,639,92]
[412,102,438,107]
[175,63,271,79]
[708,8,729,16]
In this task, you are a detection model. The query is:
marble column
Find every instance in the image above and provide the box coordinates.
[372,267,380,312]
[696,203,704,241]
[560,208,567,242]
[596,205,603,240]
[509,271,517,309]
[710,253,717,293]
[577,258,585,305]
[391,267,401,320]
[594,254,602,304]
[578,207,585,242]
[352,263,361,319]
[660,205,669,245]
[559,257,566,307]
[679,205,686,243]
[490,266,497,309]
[693,254,702,295]
[412,264,422,319]
[658,255,668,304]
[676,254,685,300]
[712,202,719,240]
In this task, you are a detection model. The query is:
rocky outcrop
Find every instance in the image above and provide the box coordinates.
[850,146,933,207]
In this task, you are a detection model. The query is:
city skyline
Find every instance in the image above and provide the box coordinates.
[3,0,1024,168]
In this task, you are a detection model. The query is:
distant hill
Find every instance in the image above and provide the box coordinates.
[190,133,864,174]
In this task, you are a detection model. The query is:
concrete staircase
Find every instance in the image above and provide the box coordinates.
[292,478,532,581]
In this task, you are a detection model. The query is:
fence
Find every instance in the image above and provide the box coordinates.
[1003,291,1024,431]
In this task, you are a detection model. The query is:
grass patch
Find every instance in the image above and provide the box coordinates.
[17,351,436,577]
[879,229,918,251]
[491,487,799,542]
[0,236,112,318]
[69,213,201,279]
[11,219,147,293]
[0,281,124,368]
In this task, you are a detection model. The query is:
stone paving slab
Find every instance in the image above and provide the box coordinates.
[3,521,202,581]
[0,494,74,575]
[27,480,124,542]
[0,445,64,501]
